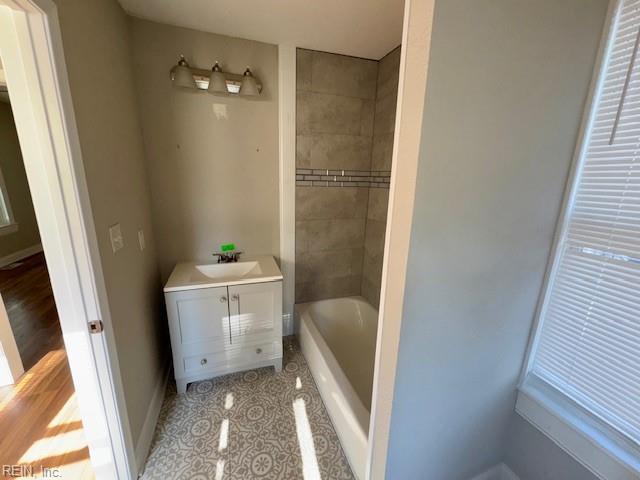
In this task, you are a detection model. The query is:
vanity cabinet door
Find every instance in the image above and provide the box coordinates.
[228,282,282,343]
[167,286,232,349]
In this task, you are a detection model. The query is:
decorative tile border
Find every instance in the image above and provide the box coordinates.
[295,168,391,188]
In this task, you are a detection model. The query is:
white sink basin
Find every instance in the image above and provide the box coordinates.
[164,255,283,292]
[194,261,262,280]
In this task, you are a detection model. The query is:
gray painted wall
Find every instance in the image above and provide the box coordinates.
[130,19,280,282]
[505,414,599,480]
[54,0,165,446]
[0,103,41,258]
[385,0,608,478]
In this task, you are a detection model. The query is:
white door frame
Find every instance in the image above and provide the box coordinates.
[0,1,135,478]
[276,0,436,477]
[278,44,296,334]
[365,0,435,477]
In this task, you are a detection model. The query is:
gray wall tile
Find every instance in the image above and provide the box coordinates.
[360,99,375,137]
[363,219,386,258]
[377,46,401,99]
[361,47,399,308]
[373,92,398,136]
[362,251,384,288]
[310,51,378,99]
[295,47,398,304]
[296,187,368,220]
[371,133,395,171]
[296,248,363,284]
[361,275,381,310]
[367,188,389,223]
[297,49,312,92]
[296,275,362,303]
[296,218,366,253]
[297,92,364,135]
[296,134,372,170]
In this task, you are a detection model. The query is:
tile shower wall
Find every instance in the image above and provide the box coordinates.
[296,49,377,302]
[361,47,401,307]
[295,47,400,305]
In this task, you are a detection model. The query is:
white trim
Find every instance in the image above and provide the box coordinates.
[469,463,520,480]
[0,222,18,236]
[365,1,436,478]
[278,44,296,321]
[0,242,41,267]
[515,2,640,479]
[282,313,294,336]
[135,362,170,475]
[0,158,17,227]
[0,290,24,386]
[517,376,640,480]
[0,1,135,478]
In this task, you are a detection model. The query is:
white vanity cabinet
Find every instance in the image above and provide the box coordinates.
[165,259,283,393]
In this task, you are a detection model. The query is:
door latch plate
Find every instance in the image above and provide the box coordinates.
[89,320,104,334]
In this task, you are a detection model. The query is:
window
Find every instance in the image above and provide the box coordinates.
[518,0,640,477]
[0,165,16,233]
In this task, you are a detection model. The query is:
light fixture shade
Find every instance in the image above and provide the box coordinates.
[240,67,259,96]
[208,62,228,93]
[173,55,196,88]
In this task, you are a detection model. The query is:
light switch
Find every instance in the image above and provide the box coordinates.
[138,229,145,251]
[109,223,124,253]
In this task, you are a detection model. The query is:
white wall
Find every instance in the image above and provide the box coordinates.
[384,0,608,478]
[130,19,280,281]
[53,0,165,447]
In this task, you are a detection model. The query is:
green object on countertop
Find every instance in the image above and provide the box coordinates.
[220,243,236,252]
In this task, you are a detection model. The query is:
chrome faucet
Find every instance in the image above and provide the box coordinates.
[213,251,242,263]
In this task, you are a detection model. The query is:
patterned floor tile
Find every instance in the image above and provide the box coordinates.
[142,337,355,480]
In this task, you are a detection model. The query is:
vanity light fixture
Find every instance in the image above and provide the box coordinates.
[239,67,259,96]
[208,62,228,94]
[170,58,262,97]
[171,54,197,88]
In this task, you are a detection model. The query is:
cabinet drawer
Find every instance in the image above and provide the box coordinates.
[183,342,275,374]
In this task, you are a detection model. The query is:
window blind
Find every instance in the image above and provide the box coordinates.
[531,0,640,445]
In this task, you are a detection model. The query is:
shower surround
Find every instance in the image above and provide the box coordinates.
[295,47,400,306]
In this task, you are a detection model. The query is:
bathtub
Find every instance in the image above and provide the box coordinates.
[296,296,378,480]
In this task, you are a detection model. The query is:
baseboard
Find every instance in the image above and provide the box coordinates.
[135,362,170,476]
[282,313,293,336]
[0,244,42,268]
[470,463,520,480]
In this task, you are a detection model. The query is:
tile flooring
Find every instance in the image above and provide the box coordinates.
[142,337,354,479]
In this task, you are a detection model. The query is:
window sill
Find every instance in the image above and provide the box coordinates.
[516,374,640,480]
[0,223,18,236]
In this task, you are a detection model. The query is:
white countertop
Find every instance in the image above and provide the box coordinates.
[164,255,283,292]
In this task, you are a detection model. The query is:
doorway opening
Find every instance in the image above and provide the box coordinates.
[0,73,93,479]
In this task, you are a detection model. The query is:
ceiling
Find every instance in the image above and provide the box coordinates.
[118,0,404,60]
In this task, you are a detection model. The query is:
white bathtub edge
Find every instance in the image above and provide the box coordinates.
[297,303,369,480]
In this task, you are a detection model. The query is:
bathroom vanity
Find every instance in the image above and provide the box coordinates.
[164,255,283,393]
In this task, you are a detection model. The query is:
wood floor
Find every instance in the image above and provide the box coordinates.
[0,254,93,479]
[0,253,63,371]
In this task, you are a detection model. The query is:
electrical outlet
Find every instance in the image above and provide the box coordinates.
[138,229,145,251]
[109,224,124,253]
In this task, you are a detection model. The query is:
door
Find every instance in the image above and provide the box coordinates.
[167,286,232,358]
[0,3,138,478]
[228,282,282,345]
